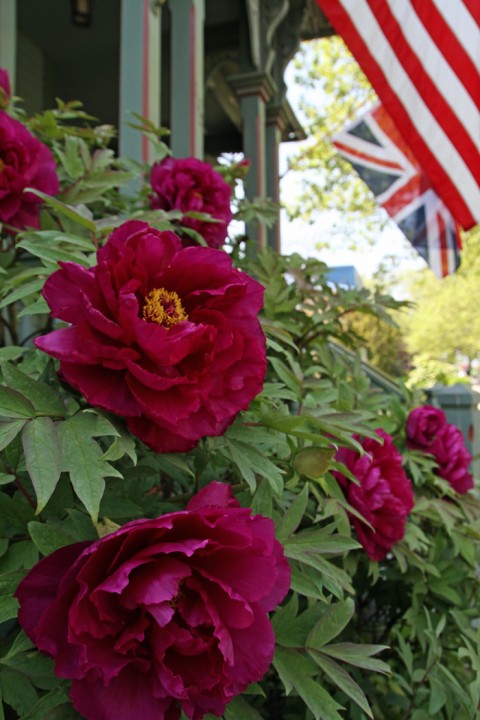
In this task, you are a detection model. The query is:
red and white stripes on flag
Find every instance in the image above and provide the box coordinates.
[316,0,480,231]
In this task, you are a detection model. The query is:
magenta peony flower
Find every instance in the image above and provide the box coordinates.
[0,68,11,107]
[35,220,266,452]
[150,157,232,249]
[435,423,474,493]
[406,406,473,493]
[16,482,290,720]
[0,110,59,231]
[333,430,414,561]
[406,405,447,452]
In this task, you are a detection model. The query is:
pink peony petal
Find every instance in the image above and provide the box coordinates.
[187,481,238,511]
[70,669,179,720]
[15,542,90,642]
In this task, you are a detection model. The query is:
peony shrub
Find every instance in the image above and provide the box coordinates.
[0,69,477,720]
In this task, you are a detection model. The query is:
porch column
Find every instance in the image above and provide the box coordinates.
[169,0,205,158]
[230,72,276,251]
[0,0,16,85]
[266,105,285,253]
[119,0,161,168]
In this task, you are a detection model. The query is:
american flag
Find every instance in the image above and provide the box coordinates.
[316,0,480,232]
[332,103,461,278]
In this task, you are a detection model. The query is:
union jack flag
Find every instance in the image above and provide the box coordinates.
[332,104,461,278]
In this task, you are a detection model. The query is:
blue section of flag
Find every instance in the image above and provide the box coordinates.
[350,162,400,196]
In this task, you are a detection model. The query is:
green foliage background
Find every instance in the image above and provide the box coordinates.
[0,96,478,720]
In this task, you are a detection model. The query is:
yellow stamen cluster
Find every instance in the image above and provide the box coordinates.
[142,287,188,328]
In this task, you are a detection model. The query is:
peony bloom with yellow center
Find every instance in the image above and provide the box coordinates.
[35,220,267,453]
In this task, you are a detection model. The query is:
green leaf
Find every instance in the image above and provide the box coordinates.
[0,496,32,536]
[73,410,121,438]
[286,528,360,555]
[1,631,34,662]
[17,297,50,318]
[0,595,19,623]
[306,599,355,648]
[272,594,299,644]
[395,632,413,678]
[274,600,328,648]
[0,419,27,451]
[224,439,256,492]
[0,278,45,310]
[309,650,373,718]
[294,447,335,479]
[153,454,195,479]
[274,647,344,720]
[0,668,38,716]
[0,541,38,574]
[225,440,284,495]
[28,521,76,556]
[100,432,137,465]
[17,685,68,720]
[0,473,15,485]
[0,570,27,597]
[224,696,263,719]
[251,479,273,517]
[268,356,302,396]
[16,239,91,267]
[0,387,35,419]
[261,412,306,433]
[22,418,62,513]
[428,579,462,605]
[428,675,447,715]
[24,188,96,232]
[2,363,66,417]
[65,509,98,541]
[290,563,327,599]
[319,643,390,674]
[0,347,27,361]
[56,136,85,179]
[285,546,355,596]
[58,413,122,522]
[1,651,56,693]
[277,483,309,540]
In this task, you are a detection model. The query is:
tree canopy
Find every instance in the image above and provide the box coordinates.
[284,36,384,242]
[404,228,480,371]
